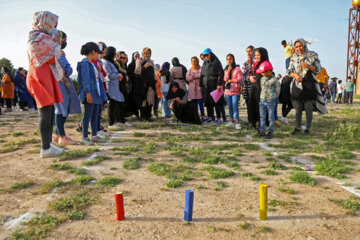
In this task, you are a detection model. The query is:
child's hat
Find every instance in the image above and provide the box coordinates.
[258,60,273,73]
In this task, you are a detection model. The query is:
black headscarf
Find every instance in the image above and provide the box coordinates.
[253,47,269,74]
[224,54,239,80]
[172,57,187,80]
[201,52,223,76]
[103,46,116,64]
[166,82,186,100]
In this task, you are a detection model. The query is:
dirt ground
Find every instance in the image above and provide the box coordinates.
[0,102,360,240]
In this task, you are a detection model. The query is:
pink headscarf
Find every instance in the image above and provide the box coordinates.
[27,11,59,69]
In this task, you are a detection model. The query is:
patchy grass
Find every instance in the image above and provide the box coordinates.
[58,147,100,161]
[244,144,260,151]
[72,176,96,185]
[148,162,200,188]
[10,180,35,190]
[97,177,122,187]
[123,157,141,170]
[257,226,271,233]
[49,192,96,220]
[201,166,235,179]
[133,132,146,137]
[261,169,279,176]
[0,138,40,153]
[144,142,158,154]
[268,161,287,170]
[329,196,360,215]
[315,156,351,179]
[82,155,111,166]
[49,163,86,175]
[214,181,229,191]
[12,214,63,239]
[38,179,69,194]
[334,149,356,160]
[290,171,315,186]
[11,131,24,137]
[238,222,252,230]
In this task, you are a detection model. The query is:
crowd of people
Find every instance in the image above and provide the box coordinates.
[0,11,356,158]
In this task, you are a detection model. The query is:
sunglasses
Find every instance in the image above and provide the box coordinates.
[203,54,209,57]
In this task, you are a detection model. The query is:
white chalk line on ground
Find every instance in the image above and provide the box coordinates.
[246,135,360,197]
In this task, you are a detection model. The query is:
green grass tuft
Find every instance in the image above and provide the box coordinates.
[261,169,279,176]
[10,180,35,190]
[201,166,235,179]
[123,157,141,170]
[58,147,100,161]
[290,171,315,186]
[315,156,351,179]
[244,144,260,151]
[82,155,111,166]
[97,176,122,187]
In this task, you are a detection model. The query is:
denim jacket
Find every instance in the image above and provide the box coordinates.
[77,58,107,104]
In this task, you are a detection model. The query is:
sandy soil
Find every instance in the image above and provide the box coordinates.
[0,103,359,240]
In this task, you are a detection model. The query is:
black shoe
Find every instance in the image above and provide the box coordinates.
[265,132,274,139]
[304,129,310,136]
[291,128,301,136]
[259,131,265,137]
[146,118,154,122]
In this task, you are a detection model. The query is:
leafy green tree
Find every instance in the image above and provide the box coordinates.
[0,58,16,77]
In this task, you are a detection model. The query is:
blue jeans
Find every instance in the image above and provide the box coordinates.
[225,95,240,121]
[191,99,205,117]
[82,103,100,138]
[274,98,279,121]
[286,58,290,69]
[332,93,336,103]
[161,92,171,117]
[260,101,276,133]
[55,114,67,136]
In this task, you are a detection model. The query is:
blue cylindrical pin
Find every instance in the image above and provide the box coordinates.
[184,190,194,221]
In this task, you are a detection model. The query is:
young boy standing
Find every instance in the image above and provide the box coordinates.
[258,61,280,139]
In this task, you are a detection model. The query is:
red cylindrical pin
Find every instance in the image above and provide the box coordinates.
[114,193,125,221]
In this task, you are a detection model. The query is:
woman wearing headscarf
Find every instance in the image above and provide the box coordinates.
[167,82,201,125]
[103,46,127,129]
[127,51,140,118]
[224,54,242,130]
[287,38,327,136]
[52,31,81,145]
[241,46,255,123]
[134,47,156,122]
[200,48,224,124]
[27,11,64,158]
[14,67,33,111]
[248,47,269,129]
[160,62,172,118]
[186,56,204,120]
[1,67,15,112]
[170,57,188,92]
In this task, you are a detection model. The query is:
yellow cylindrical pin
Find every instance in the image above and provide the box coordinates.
[259,184,268,220]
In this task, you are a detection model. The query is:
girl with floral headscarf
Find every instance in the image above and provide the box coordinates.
[27,11,64,158]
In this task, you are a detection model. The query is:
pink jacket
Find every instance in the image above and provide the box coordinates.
[224,66,242,96]
[186,68,202,100]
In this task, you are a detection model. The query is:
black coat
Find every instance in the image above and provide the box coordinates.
[279,76,292,104]
[200,53,224,106]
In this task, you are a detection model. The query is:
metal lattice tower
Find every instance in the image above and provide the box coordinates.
[348,1,360,94]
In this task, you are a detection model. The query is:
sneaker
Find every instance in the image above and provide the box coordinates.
[265,132,274,139]
[235,123,241,130]
[259,131,265,137]
[31,109,37,113]
[58,136,78,145]
[108,125,124,131]
[124,122,133,127]
[203,118,212,124]
[98,130,109,137]
[283,117,289,124]
[50,143,64,152]
[52,134,59,143]
[40,146,63,158]
[274,120,280,126]
[81,137,94,146]
[291,128,301,136]
[91,135,106,143]
[20,108,28,112]
[215,119,222,125]
[225,121,234,127]
[304,129,311,136]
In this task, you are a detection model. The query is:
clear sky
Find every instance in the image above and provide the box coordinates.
[0,0,351,78]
